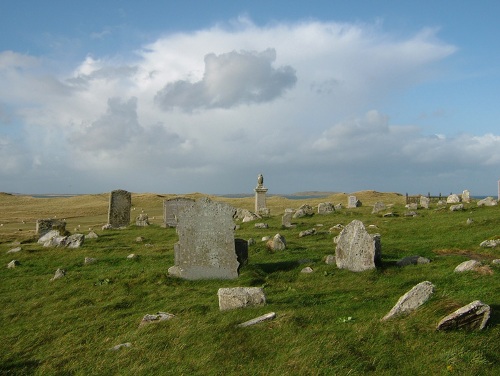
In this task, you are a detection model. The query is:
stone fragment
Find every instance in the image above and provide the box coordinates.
[396,255,430,267]
[404,211,418,217]
[405,203,418,210]
[383,212,396,217]
[281,211,294,228]
[324,254,335,264]
[247,238,256,246]
[477,197,498,207]
[318,202,335,215]
[168,197,239,280]
[492,259,500,265]
[135,236,144,242]
[135,213,149,226]
[218,287,266,311]
[163,197,195,227]
[301,267,314,273]
[65,234,85,248]
[462,190,471,203]
[447,194,461,204]
[110,343,132,351]
[242,211,261,223]
[454,260,481,272]
[382,281,435,321]
[7,260,20,268]
[449,204,464,211]
[299,228,316,238]
[237,312,276,328]
[51,268,66,281]
[107,189,131,228]
[86,231,98,239]
[36,219,66,236]
[479,239,500,248]
[436,300,490,331]
[84,257,97,265]
[372,202,386,214]
[335,220,381,272]
[139,312,175,327]
[102,224,113,230]
[254,223,268,229]
[420,196,430,209]
[261,236,270,242]
[466,218,474,225]
[266,233,286,252]
[127,254,138,259]
[6,246,21,254]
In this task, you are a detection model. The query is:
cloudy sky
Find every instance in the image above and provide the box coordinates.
[1,1,499,195]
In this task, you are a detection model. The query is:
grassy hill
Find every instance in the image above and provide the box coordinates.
[1,191,499,375]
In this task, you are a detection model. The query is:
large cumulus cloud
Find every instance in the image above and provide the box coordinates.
[154,48,297,111]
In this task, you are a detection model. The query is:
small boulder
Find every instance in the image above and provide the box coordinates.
[449,204,464,212]
[299,228,316,238]
[454,260,481,273]
[7,260,20,269]
[84,257,97,265]
[382,281,435,321]
[447,194,461,204]
[266,233,286,252]
[254,223,268,229]
[51,268,66,281]
[139,312,175,327]
[86,231,99,239]
[477,197,497,207]
[301,267,314,273]
[217,287,266,311]
[436,300,490,331]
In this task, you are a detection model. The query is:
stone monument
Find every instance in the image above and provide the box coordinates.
[168,197,239,280]
[163,197,195,228]
[254,173,268,214]
[107,189,131,228]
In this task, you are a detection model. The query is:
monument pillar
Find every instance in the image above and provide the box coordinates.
[254,173,268,214]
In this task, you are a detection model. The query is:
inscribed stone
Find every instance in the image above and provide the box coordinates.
[107,190,131,228]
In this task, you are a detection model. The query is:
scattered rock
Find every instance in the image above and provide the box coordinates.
[6,247,21,254]
[261,236,270,242]
[139,312,175,327]
[127,254,138,260]
[396,255,430,267]
[84,257,97,265]
[217,287,266,311]
[254,223,268,229]
[51,268,66,281]
[477,197,498,207]
[7,260,20,268]
[454,260,481,273]
[135,213,149,226]
[383,212,396,217]
[449,204,464,212]
[318,202,335,215]
[299,228,316,238]
[372,202,386,214]
[301,266,314,273]
[404,211,418,217]
[86,231,98,239]
[65,234,85,248]
[266,233,286,252]
[492,259,500,265]
[466,218,474,225]
[436,300,490,331]
[447,194,461,204]
[382,281,435,321]
[237,312,276,328]
[247,238,256,246]
[135,236,144,242]
[102,224,113,230]
[324,254,335,264]
[110,342,132,351]
[479,239,500,248]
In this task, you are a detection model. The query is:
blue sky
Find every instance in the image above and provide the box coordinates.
[1,1,499,195]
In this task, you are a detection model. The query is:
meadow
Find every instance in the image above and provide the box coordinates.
[1,191,499,375]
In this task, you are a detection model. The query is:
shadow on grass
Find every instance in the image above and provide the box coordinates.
[488,304,500,327]
[254,260,300,274]
[0,359,41,375]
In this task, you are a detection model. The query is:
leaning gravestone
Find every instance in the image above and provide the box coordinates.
[168,197,239,280]
[163,197,195,228]
[381,281,435,321]
[107,189,131,228]
[335,220,381,272]
[436,300,490,331]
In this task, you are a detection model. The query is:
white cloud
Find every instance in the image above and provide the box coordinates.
[4,18,499,194]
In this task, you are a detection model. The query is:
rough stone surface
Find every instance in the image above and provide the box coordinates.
[36,219,67,236]
[318,202,335,215]
[299,228,316,238]
[237,312,276,327]
[135,213,149,226]
[382,281,435,321]
[480,239,500,248]
[51,268,66,281]
[436,300,490,331]
[347,196,361,208]
[86,231,98,239]
[420,196,430,209]
[242,211,261,223]
[266,233,286,252]
[247,238,256,246]
[449,204,464,211]
[163,197,195,228]
[454,260,481,272]
[139,312,175,327]
[127,253,138,259]
[38,230,84,248]
[447,194,461,204]
[107,189,131,228]
[7,260,20,268]
[111,343,132,351]
[301,266,314,273]
[462,190,471,203]
[65,234,85,248]
[282,211,294,228]
[168,197,239,280]
[335,220,381,272]
[405,203,418,210]
[324,254,336,264]
[372,202,386,214]
[396,255,430,267]
[477,197,498,207]
[218,287,266,311]
[6,246,21,254]
[254,223,268,229]
[84,257,97,265]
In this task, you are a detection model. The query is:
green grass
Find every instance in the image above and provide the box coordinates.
[1,193,499,375]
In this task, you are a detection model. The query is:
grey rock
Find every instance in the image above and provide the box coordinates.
[454,260,481,272]
[479,239,500,248]
[436,300,490,331]
[447,194,461,204]
[382,281,435,321]
[127,253,138,259]
[372,202,386,214]
[247,238,256,246]
[218,287,266,311]
[6,246,21,254]
[324,254,336,264]
[318,202,335,215]
[301,266,314,273]
[266,233,286,252]
[420,196,430,209]
[65,234,85,248]
[139,312,175,327]
[84,257,97,265]
[135,213,149,226]
[492,259,500,265]
[299,228,316,238]
[85,231,98,239]
[449,204,464,212]
[254,223,269,229]
[7,260,20,268]
[477,197,498,207]
[110,342,132,351]
[51,268,66,281]
[237,312,276,328]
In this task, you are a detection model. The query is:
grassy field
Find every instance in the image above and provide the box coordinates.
[1,191,499,375]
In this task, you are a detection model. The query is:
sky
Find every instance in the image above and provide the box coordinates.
[1,1,499,195]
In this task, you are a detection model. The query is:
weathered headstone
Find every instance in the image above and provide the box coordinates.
[462,190,471,203]
[372,202,386,214]
[135,213,149,226]
[168,197,239,280]
[217,287,266,311]
[420,196,430,209]
[381,281,434,321]
[254,173,268,213]
[318,202,335,215]
[36,219,66,236]
[107,189,131,228]
[436,300,490,331]
[347,196,361,208]
[163,197,195,228]
[282,210,294,228]
[335,220,381,272]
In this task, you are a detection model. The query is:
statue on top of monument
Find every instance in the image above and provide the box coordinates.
[257,173,264,187]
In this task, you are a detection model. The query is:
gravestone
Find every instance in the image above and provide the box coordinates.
[168,197,239,280]
[420,196,430,209]
[282,210,294,228]
[163,197,195,228]
[347,196,361,208]
[107,189,131,228]
[217,287,266,311]
[462,189,470,203]
[436,300,490,331]
[36,219,66,236]
[318,202,335,215]
[372,202,386,214]
[335,220,381,272]
[254,173,268,213]
[381,281,435,321]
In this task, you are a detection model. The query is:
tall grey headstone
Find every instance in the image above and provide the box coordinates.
[163,197,195,228]
[462,189,470,203]
[254,173,268,213]
[335,219,381,272]
[108,189,131,228]
[168,197,239,280]
[420,196,430,209]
